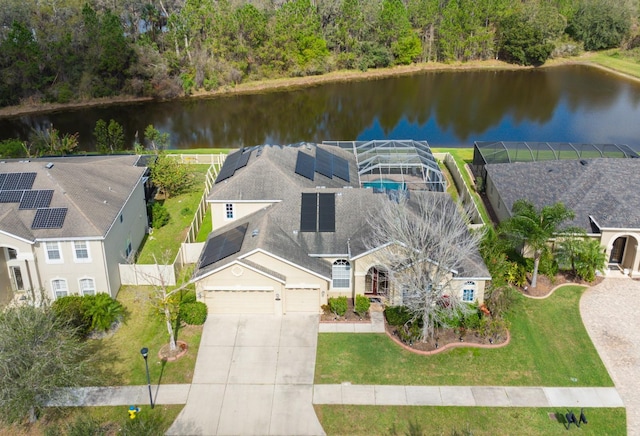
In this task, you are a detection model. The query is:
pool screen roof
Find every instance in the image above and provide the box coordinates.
[324,140,446,192]
[473,141,639,168]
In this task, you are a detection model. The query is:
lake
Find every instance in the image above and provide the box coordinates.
[1,65,640,151]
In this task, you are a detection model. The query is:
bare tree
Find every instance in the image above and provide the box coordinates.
[367,193,483,341]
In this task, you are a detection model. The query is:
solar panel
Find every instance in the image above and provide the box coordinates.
[215,150,242,183]
[16,172,36,189]
[0,190,24,203]
[315,148,334,179]
[300,193,318,232]
[333,156,350,182]
[199,223,248,268]
[0,174,6,187]
[2,173,20,190]
[295,151,315,181]
[31,207,67,229]
[35,190,53,208]
[19,190,39,209]
[318,193,335,232]
[236,150,251,170]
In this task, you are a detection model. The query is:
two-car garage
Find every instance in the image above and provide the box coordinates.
[202,287,320,314]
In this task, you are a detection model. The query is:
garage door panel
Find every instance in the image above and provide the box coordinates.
[285,288,319,313]
[205,291,274,314]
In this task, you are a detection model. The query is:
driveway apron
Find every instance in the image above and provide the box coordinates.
[580,279,640,436]
[167,314,325,436]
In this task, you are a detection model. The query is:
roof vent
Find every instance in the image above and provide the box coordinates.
[580,159,589,166]
[252,229,259,237]
[45,162,54,169]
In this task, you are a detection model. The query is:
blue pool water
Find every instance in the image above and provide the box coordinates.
[363,179,406,191]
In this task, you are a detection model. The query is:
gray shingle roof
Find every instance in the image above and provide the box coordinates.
[195,144,490,281]
[485,158,640,230]
[0,155,146,241]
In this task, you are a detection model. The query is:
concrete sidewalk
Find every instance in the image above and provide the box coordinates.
[46,384,191,407]
[313,384,624,408]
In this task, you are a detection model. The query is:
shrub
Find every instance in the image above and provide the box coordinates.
[461,309,481,331]
[51,295,92,337]
[384,306,412,326]
[83,293,125,332]
[354,295,370,317]
[397,321,421,344]
[150,202,170,228]
[485,284,520,317]
[180,290,197,304]
[328,296,348,317]
[179,302,208,325]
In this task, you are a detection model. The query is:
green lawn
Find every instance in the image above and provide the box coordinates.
[137,164,211,263]
[196,208,212,242]
[315,406,626,436]
[315,285,611,387]
[94,286,202,386]
[587,50,640,79]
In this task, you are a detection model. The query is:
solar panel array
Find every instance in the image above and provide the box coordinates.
[293,148,350,182]
[200,223,248,269]
[0,190,24,203]
[19,190,53,209]
[215,149,252,183]
[0,172,36,190]
[31,208,68,229]
[300,192,335,233]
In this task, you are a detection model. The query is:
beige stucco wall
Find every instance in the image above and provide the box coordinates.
[0,235,37,296]
[102,179,148,297]
[246,251,329,293]
[210,202,276,230]
[484,174,511,222]
[600,230,640,272]
[197,263,282,291]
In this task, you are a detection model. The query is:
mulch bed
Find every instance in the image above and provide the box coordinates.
[320,298,371,323]
[385,323,507,353]
[518,272,603,298]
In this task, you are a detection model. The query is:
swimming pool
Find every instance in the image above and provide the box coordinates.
[363,179,406,191]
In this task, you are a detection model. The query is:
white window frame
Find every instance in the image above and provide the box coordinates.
[51,278,68,299]
[225,203,234,220]
[462,281,476,302]
[332,259,351,289]
[6,247,18,260]
[45,241,63,264]
[73,241,91,263]
[79,278,96,296]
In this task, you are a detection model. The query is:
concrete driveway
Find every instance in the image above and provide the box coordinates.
[581,279,640,436]
[167,314,325,436]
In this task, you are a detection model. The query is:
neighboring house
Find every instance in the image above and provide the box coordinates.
[484,158,640,276]
[0,155,149,304]
[192,141,490,315]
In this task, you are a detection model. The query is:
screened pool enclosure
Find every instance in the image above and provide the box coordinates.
[473,141,639,183]
[325,140,446,192]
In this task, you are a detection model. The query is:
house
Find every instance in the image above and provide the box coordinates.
[0,155,149,305]
[192,141,490,315]
[483,157,640,276]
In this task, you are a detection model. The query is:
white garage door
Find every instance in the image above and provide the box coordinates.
[285,288,320,313]
[205,290,274,314]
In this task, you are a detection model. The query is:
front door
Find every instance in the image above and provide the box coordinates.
[10,266,24,291]
[610,237,627,264]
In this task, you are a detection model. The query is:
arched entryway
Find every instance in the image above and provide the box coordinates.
[608,235,639,273]
[1,246,24,306]
[365,266,389,297]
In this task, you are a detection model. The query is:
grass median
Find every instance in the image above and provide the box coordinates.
[314,405,626,436]
[315,285,611,387]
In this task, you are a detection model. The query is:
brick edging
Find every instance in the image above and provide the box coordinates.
[523,282,587,300]
[384,325,511,356]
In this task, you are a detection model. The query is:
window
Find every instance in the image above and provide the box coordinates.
[7,248,17,260]
[225,203,234,219]
[73,241,90,262]
[52,279,68,299]
[124,237,132,259]
[45,242,62,263]
[120,214,123,223]
[332,260,351,288]
[79,278,96,296]
[462,281,476,302]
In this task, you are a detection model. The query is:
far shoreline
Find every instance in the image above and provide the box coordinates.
[0,54,636,120]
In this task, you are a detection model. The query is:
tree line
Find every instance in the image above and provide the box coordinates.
[0,0,637,108]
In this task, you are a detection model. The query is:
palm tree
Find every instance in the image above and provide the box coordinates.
[501,199,574,288]
[575,238,607,282]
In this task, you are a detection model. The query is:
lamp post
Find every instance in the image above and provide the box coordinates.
[140,347,154,409]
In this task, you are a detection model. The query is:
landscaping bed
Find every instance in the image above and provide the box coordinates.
[320,298,371,323]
